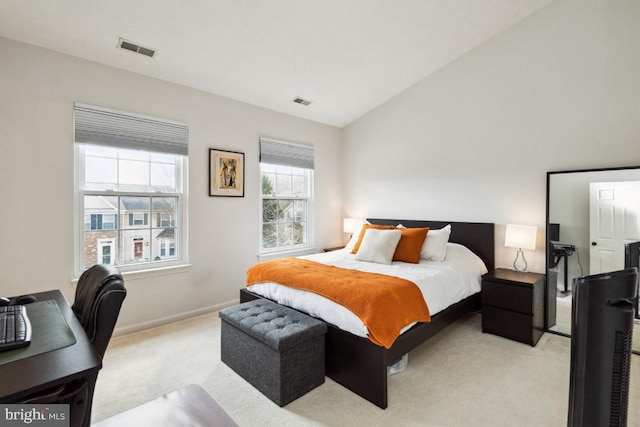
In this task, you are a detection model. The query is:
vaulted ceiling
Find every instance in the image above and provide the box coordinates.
[0,0,554,127]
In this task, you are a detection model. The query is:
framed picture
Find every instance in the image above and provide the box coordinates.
[209,148,244,197]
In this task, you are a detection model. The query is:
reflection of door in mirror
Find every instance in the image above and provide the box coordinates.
[589,181,640,274]
[547,167,640,353]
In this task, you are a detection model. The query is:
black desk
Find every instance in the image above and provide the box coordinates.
[0,290,101,423]
[552,245,576,292]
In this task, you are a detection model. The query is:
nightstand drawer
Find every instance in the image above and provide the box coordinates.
[482,305,538,345]
[481,269,545,347]
[482,280,532,314]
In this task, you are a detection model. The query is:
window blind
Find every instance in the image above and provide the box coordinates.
[259,138,314,170]
[74,103,189,155]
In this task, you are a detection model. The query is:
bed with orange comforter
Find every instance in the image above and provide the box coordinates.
[241,219,495,409]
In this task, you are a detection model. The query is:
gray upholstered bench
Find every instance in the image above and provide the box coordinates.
[219,299,327,406]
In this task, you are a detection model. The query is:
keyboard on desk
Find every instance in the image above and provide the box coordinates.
[0,305,32,352]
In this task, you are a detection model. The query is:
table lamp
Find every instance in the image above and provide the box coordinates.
[343,218,358,238]
[505,224,537,272]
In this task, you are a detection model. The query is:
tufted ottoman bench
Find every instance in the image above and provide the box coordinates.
[219,299,327,406]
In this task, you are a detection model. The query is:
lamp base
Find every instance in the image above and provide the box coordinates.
[512,249,528,272]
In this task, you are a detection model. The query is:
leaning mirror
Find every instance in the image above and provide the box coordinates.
[546,166,640,352]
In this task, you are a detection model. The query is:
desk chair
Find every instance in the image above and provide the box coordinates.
[20,264,127,427]
[72,264,127,358]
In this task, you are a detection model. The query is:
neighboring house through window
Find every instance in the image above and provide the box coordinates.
[259,138,314,252]
[74,103,188,273]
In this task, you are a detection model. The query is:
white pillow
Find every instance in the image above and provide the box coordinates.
[420,224,451,261]
[444,242,488,274]
[354,229,402,265]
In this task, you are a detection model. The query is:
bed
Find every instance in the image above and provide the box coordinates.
[240,219,495,409]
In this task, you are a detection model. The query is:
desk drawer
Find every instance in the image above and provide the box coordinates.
[482,280,532,314]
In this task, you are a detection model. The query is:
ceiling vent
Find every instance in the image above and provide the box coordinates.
[292,97,312,106]
[117,38,157,58]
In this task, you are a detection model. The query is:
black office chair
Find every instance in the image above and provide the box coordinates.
[20,264,127,427]
[72,264,127,358]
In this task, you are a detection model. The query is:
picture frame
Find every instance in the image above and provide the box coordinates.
[209,148,245,197]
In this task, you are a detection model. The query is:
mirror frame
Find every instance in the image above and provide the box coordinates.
[545,164,640,339]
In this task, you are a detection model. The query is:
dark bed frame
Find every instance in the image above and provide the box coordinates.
[240,219,495,409]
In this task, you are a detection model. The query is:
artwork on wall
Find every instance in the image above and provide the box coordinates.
[209,148,244,197]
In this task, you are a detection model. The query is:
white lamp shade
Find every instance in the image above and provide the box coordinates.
[343,218,358,234]
[505,224,537,250]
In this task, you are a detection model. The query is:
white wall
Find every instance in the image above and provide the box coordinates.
[0,37,342,332]
[341,0,640,273]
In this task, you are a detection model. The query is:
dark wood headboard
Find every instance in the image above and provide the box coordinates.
[367,219,495,271]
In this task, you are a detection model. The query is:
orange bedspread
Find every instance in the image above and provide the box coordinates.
[246,258,431,348]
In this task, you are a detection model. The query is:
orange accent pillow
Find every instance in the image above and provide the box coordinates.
[350,224,397,254]
[393,227,430,263]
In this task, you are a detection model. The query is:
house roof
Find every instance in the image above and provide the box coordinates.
[83,196,174,213]
[120,198,174,212]
[85,196,118,213]
[156,228,175,239]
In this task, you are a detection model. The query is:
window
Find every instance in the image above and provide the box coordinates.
[85,214,117,230]
[259,138,314,252]
[75,104,188,273]
[130,213,148,226]
[157,212,174,227]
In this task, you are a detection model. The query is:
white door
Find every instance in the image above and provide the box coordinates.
[97,239,115,265]
[589,181,640,274]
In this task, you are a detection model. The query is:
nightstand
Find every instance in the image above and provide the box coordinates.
[323,246,345,252]
[481,268,545,346]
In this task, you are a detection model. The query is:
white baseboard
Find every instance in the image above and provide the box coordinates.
[112,299,240,336]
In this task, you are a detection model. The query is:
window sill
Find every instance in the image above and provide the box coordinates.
[71,263,191,287]
[258,247,320,261]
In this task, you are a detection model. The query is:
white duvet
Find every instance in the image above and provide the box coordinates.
[247,242,488,339]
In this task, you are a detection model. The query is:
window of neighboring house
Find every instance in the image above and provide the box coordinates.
[102,214,116,230]
[129,213,148,226]
[157,213,174,227]
[85,214,117,230]
[158,237,176,259]
[259,138,314,253]
[75,103,188,274]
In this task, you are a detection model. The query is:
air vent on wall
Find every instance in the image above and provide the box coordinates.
[117,38,157,58]
[292,97,312,106]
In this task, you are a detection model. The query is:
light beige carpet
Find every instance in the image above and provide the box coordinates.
[92,312,640,427]
[550,295,640,353]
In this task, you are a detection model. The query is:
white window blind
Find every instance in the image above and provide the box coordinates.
[259,138,314,170]
[74,103,188,155]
